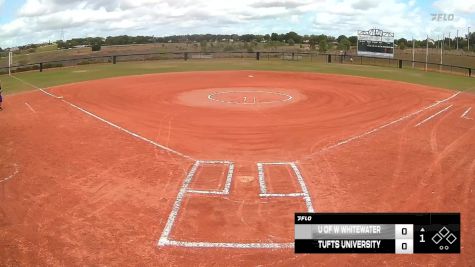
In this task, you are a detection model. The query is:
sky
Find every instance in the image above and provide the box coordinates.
[0,0,474,48]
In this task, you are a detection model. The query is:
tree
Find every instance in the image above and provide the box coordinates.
[271,33,279,41]
[240,34,255,42]
[319,39,328,52]
[200,40,207,52]
[285,32,302,44]
[264,34,271,42]
[309,36,318,50]
[337,35,348,43]
[338,38,351,51]
[348,36,358,46]
[287,38,295,46]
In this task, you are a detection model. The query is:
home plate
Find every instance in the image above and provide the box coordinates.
[248,75,254,78]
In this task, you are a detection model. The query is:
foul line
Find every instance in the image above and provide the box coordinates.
[306,91,460,157]
[0,164,19,183]
[11,75,63,99]
[24,102,36,113]
[461,107,472,119]
[62,99,194,160]
[415,105,453,127]
[11,75,193,161]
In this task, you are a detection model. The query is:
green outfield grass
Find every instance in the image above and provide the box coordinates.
[1,59,474,95]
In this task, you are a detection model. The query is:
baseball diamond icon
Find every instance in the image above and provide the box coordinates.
[431,227,457,245]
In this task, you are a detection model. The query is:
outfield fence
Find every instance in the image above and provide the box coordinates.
[0,51,472,77]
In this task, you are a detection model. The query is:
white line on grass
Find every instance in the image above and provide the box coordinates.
[415,105,453,127]
[11,75,63,99]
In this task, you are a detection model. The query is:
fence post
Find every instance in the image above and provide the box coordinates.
[292,52,295,60]
[112,56,117,64]
[39,62,43,72]
[398,60,403,69]
[256,52,260,60]
[469,68,472,77]
[327,54,331,63]
[184,52,188,61]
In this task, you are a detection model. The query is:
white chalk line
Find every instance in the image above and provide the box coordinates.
[290,162,315,213]
[159,160,236,246]
[257,162,313,212]
[62,99,194,160]
[415,105,453,127]
[11,75,63,99]
[186,189,228,195]
[159,161,314,249]
[307,91,460,157]
[159,161,201,246]
[12,75,194,161]
[257,163,267,194]
[186,160,234,195]
[161,239,294,249]
[208,90,293,105]
[461,107,472,120]
[0,164,19,183]
[260,193,305,197]
[24,102,36,113]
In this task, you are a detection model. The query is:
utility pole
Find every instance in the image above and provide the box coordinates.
[456,29,459,50]
[448,32,451,49]
[425,35,429,71]
[440,34,444,72]
[412,36,415,68]
[469,27,471,51]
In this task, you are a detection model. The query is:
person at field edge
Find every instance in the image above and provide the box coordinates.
[0,81,3,111]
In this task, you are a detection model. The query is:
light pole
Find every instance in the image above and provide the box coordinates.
[468,27,471,51]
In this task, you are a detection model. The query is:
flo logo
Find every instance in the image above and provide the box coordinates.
[431,13,454,21]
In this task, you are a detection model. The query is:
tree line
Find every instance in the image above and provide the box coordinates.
[3,31,475,53]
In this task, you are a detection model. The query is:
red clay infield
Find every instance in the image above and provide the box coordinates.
[1,70,474,266]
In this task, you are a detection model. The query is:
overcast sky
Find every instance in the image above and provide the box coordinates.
[0,0,474,48]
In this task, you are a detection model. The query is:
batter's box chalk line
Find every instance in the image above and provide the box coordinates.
[158,160,314,249]
[0,163,19,183]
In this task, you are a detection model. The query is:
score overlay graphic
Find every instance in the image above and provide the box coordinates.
[295,213,460,254]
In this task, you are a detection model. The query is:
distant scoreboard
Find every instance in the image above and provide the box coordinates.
[295,213,460,254]
[357,29,394,58]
